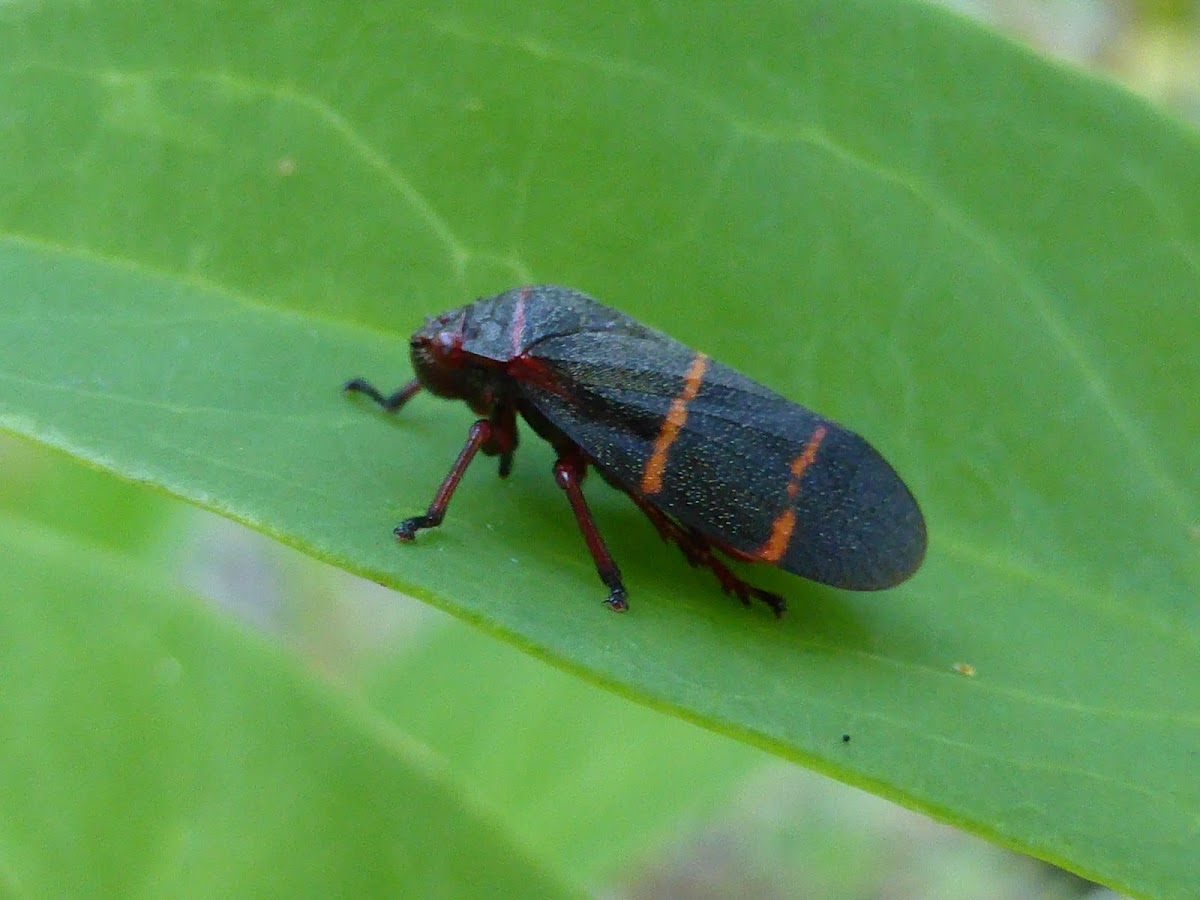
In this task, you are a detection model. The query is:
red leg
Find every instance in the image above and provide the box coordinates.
[623,491,786,617]
[484,403,518,478]
[395,419,492,540]
[553,454,629,611]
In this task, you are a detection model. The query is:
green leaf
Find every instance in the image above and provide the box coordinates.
[2,2,1198,897]
[0,435,178,553]
[365,619,769,882]
[0,513,574,898]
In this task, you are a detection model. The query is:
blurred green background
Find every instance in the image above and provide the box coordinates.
[2,1,1197,897]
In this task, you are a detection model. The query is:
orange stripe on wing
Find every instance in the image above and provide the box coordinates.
[756,425,828,564]
[640,352,709,494]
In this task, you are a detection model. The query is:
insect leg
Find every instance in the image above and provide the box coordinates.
[623,490,786,618]
[343,377,422,412]
[553,454,629,612]
[394,419,492,540]
[485,403,518,478]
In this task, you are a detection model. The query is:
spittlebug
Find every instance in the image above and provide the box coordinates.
[345,285,926,616]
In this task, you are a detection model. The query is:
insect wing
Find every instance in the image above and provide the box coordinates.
[517,330,925,590]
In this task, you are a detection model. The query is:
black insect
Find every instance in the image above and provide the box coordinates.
[345,285,926,615]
